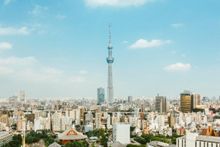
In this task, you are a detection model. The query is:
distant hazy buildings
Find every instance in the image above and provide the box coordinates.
[155,94,167,113]
[97,88,105,105]
[18,90,26,102]
[128,96,133,103]
[113,123,130,144]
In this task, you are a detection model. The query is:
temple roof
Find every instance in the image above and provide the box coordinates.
[58,127,87,140]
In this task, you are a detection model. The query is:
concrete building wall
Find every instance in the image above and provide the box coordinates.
[113,124,130,144]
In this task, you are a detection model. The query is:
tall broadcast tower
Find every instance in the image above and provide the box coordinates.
[106,25,114,104]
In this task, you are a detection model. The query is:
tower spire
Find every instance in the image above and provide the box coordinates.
[108,24,112,48]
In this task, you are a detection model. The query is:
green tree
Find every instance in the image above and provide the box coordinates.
[2,134,22,147]
[64,141,87,147]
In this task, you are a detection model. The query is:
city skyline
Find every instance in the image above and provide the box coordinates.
[0,0,220,98]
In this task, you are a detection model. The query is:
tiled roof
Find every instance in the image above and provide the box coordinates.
[58,128,87,140]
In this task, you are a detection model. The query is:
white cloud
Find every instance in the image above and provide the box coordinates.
[129,39,171,49]
[0,56,36,75]
[171,23,184,28]
[0,56,37,66]
[30,5,48,16]
[0,56,86,83]
[85,0,154,7]
[0,26,30,36]
[164,63,192,72]
[0,42,12,51]
[18,68,64,82]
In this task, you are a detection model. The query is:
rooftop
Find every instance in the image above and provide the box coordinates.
[58,127,87,141]
[196,135,220,143]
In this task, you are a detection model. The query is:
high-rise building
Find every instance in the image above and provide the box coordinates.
[168,111,177,128]
[180,91,193,113]
[95,113,102,129]
[85,111,93,124]
[155,94,167,113]
[192,94,201,109]
[128,96,133,103]
[180,91,201,113]
[97,87,105,105]
[106,25,114,104]
[18,90,26,102]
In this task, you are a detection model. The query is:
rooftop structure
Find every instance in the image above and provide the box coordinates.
[58,127,87,144]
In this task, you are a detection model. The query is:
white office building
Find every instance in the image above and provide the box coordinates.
[113,123,130,145]
[176,132,220,147]
[195,136,220,147]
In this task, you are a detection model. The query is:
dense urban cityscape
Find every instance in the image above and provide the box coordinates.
[1,0,220,147]
[0,89,220,147]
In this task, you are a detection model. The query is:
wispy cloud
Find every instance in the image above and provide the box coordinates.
[56,14,67,20]
[0,56,86,83]
[29,5,48,16]
[0,26,30,36]
[129,39,171,49]
[0,56,36,75]
[85,0,154,7]
[3,0,12,5]
[122,40,129,44]
[0,56,37,66]
[171,23,185,29]
[0,42,13,51]
[164,62,192,72]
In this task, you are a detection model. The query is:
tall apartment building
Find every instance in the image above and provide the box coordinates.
[97,88,105,105]
[95,113,102,129]
[155,94,167,113]
[192,94,201,109]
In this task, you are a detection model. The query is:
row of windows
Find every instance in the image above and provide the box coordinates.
[176,139,220,147]
[195,141,220,147]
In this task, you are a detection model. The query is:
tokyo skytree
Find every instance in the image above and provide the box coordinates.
[106,25,114,104]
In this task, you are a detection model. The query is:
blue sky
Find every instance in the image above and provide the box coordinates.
[0,0,220,99]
